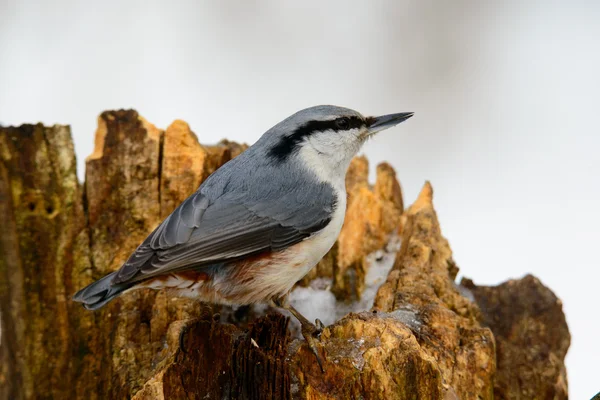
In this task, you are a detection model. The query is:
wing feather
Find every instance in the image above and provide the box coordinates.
[112,186,334,285]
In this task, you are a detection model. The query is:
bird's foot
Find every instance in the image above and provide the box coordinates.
[299,319,325,372]
[272,296,327,372]
[315,318,325,333]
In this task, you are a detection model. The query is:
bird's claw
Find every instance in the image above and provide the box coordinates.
[272,296,327,372]
[315,318,325,335]
[300,319,326,372]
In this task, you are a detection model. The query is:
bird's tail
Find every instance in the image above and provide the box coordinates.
[72,272,133,310]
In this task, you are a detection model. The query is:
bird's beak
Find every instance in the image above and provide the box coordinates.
[366,112,414,135]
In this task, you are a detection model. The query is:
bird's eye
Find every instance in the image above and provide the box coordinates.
[335,118,350,130]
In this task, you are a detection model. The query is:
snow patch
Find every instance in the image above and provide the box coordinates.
[455,281,476,303]
[381,305,422,333]
[285,234,401,335]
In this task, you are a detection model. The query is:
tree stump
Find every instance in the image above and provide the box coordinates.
[0,111,570,399]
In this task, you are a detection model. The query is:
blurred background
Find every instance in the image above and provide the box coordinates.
[1,1,599,397]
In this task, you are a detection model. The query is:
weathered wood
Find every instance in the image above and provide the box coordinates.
[373,183,496,399]
[0,123,95,399]
[133,313,291,400]
[0,112,570,399]
[463,275,570,399]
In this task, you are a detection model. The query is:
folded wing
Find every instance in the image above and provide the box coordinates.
[111,182,335,285]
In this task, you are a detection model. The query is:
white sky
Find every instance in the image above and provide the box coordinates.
[1,1,599,398]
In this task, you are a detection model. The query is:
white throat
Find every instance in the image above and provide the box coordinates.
[297,136,362,193]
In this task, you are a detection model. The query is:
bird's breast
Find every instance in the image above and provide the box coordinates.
[302,189,346,263]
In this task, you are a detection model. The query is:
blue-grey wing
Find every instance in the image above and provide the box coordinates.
[112,182,336,284]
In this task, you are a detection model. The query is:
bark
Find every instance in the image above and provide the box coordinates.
[0,111,570,399]
[462,275,570,399]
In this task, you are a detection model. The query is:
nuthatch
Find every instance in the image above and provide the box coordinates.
[74,105,413,369]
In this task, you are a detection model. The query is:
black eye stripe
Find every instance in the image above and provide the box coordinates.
[335,116,363,131]
[336,118,349,129]
[268,116,365,161]
[293,116,364,135]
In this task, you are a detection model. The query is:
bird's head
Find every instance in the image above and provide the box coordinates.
[260,105,413,182]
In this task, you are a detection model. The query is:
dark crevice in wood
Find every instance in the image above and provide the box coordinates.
[0,159,25,400]
[157,130,165,218]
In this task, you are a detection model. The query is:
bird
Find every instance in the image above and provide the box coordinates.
[73,105,413,370]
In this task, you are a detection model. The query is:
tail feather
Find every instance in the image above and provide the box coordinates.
[72,272,133,310]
